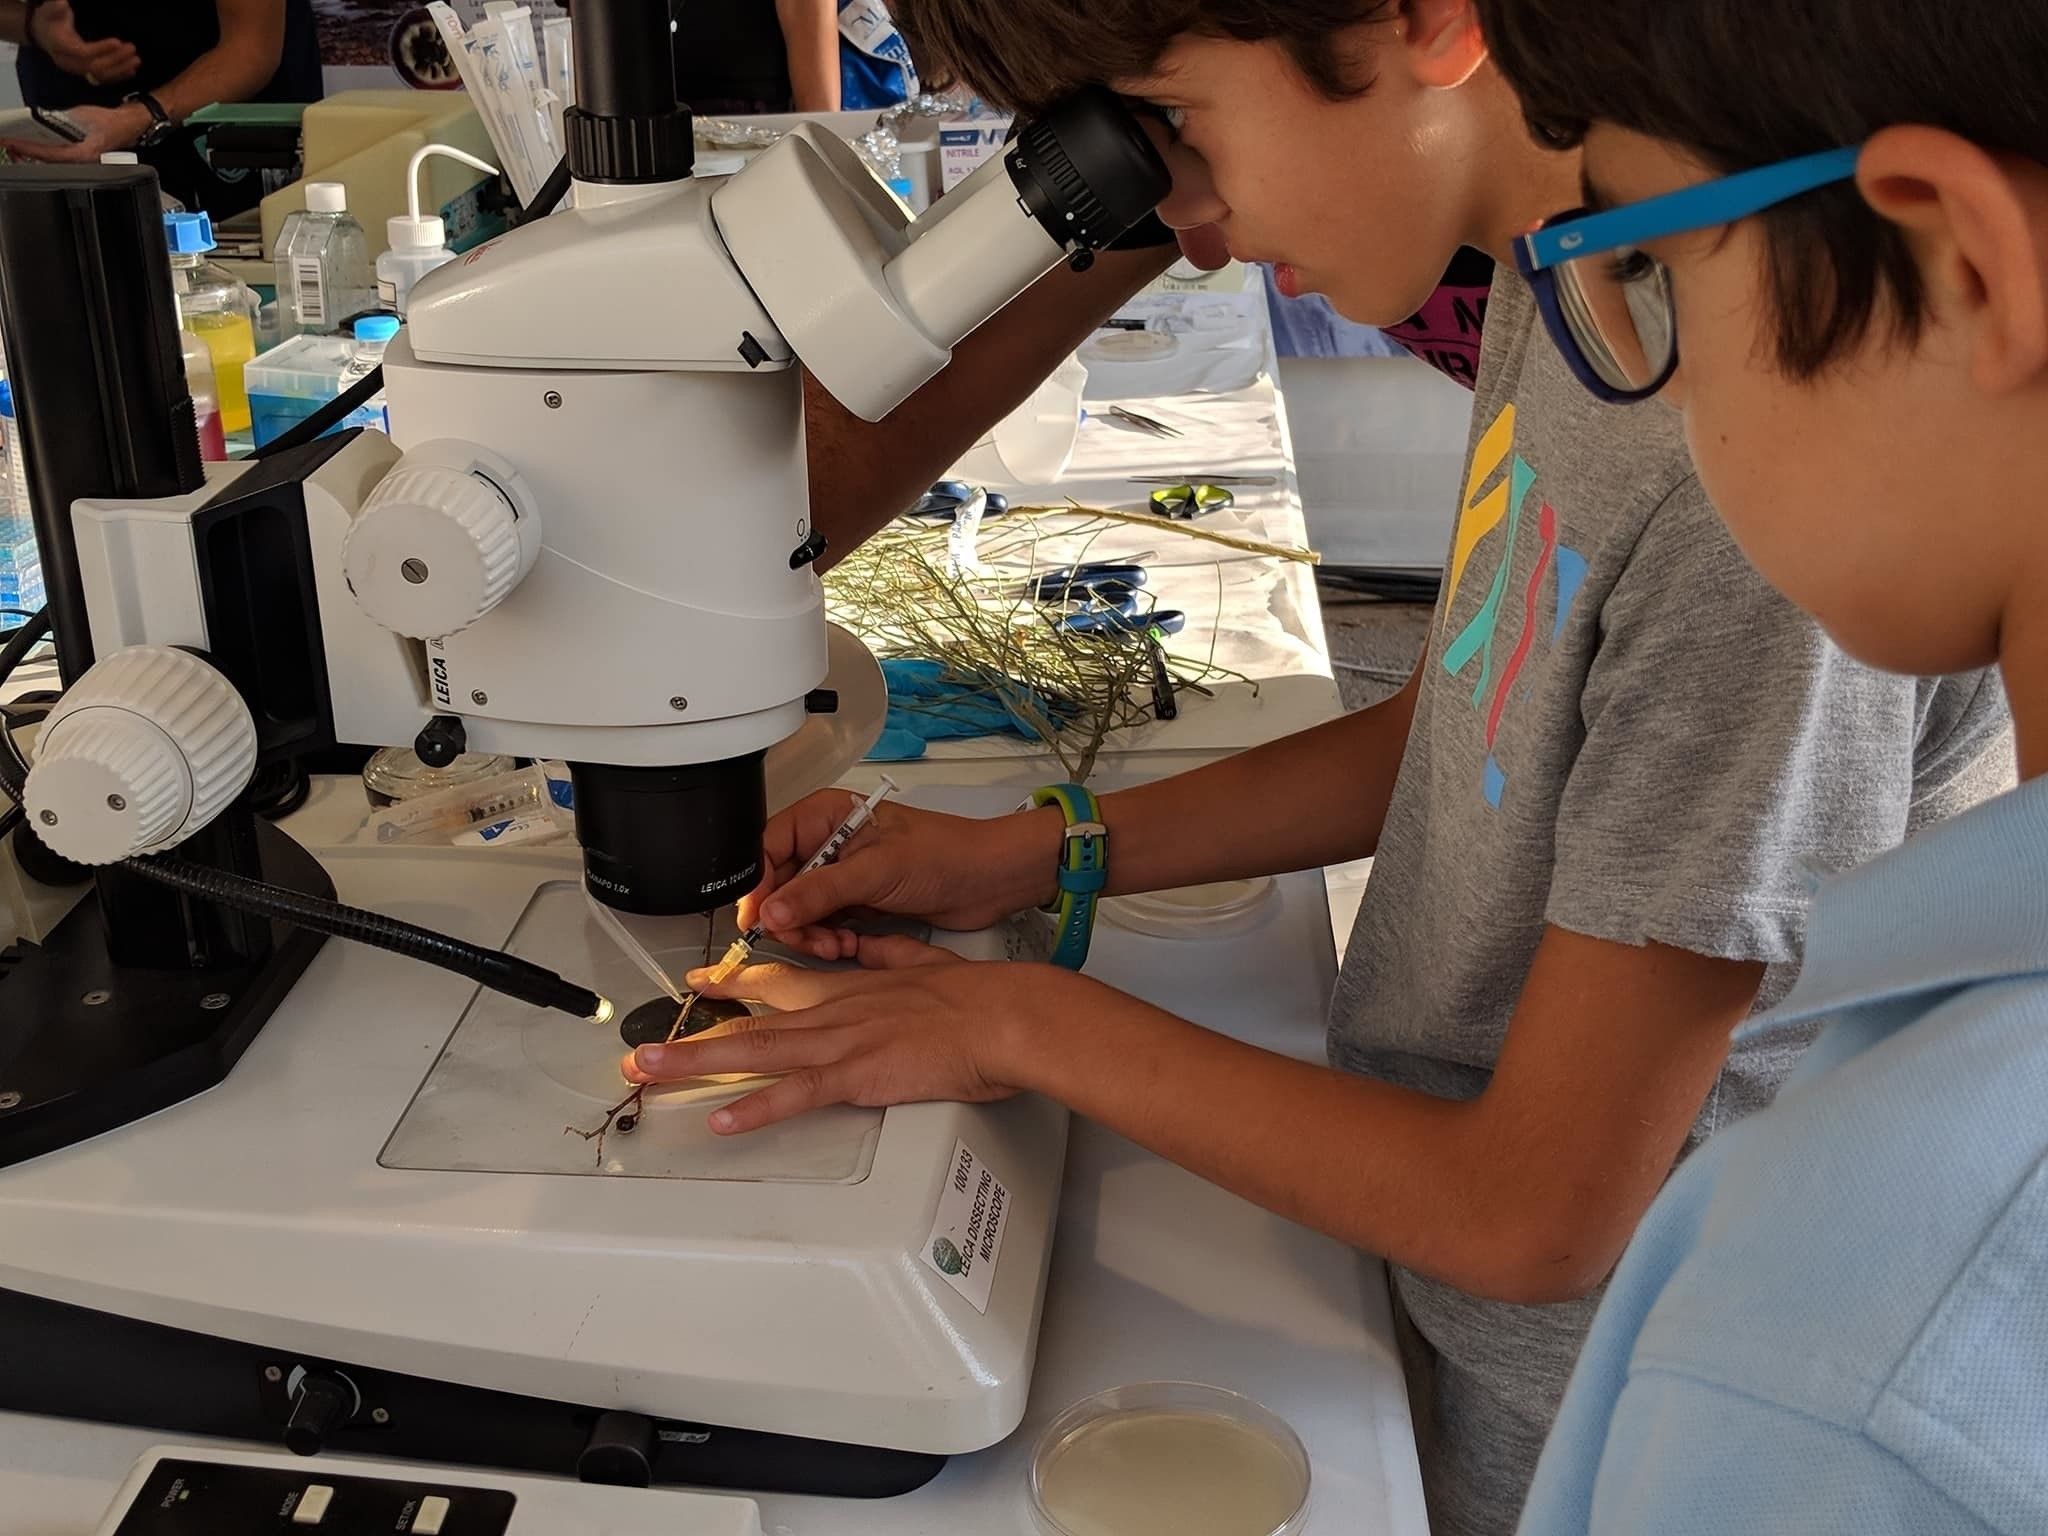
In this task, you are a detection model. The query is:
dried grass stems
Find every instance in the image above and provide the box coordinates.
[824,509,1306,782]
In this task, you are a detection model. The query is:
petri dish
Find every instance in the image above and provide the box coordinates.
[1099,877,1279,941]
[1081,329,1181,365]
[361,746,519,806]
[1029,1382,1311,1536]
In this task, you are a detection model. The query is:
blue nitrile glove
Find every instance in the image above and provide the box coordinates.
[867,658,1066,761]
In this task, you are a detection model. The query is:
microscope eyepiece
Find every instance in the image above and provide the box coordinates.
[1006,85,1173,252]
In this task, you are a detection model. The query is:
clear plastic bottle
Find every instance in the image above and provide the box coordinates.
[164,211,260,436]
[378,218,456,318]
[341,315,399,433]
[343,314,399,381]
[379,144,499,317]
[0,379,45,616]
[275,182,373,340]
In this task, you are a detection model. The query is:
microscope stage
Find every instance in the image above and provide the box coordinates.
[384,884,889,1182]
[0,846,1067,1457]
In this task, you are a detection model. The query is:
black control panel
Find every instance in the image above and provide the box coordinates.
[112,1459,516,1535]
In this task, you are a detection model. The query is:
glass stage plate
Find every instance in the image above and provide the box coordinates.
[381,881,885,1181]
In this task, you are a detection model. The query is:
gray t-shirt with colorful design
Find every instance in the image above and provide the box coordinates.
[1329,273,2013,1536]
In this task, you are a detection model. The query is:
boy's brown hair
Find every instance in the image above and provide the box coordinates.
[890,0,1393,114]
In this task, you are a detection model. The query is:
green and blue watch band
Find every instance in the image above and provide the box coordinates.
[1030,783,1107,970]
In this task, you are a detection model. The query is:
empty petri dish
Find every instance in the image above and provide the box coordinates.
[1030,1382,1310,1536]
[1099,877,1279,940]
[1081,329,1182,365]
[361,746,518,806]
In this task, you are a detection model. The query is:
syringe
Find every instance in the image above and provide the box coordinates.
[670,775,900,1030]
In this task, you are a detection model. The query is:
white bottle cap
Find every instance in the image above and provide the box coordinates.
[305,181,348,214]
[99,151,139,165]
[387,213,448,252]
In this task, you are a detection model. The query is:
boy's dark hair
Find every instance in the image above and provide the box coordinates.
[890,0,1393,116]
[1476,0,2048,376]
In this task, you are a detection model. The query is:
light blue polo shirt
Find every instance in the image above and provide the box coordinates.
[1517,772,2048,1536]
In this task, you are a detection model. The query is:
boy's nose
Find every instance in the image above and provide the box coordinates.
[1158,164,1229,230]
[1138,118,1229,231]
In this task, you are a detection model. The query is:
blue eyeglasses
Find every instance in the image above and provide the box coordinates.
[1514,145,1862,403]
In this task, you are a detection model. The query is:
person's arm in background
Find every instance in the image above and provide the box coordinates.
[805,242,1175,565]
[1,0,280,161]
[1,0,140,82]
[777,0,842,112]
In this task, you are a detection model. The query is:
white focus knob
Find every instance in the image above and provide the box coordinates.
[23,645,259,865]
[343,439,541,640]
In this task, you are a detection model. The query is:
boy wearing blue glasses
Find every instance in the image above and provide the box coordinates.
[1472,2,2048,1531]
[626,5,2012,1529]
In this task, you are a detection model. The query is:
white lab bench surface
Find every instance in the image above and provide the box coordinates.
[0,342,1426,1534]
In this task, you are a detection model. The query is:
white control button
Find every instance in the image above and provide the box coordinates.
[413,1495,452,1534]
[293,1484,335,1525]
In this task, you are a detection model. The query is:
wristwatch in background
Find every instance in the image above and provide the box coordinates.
[124,91,176,149]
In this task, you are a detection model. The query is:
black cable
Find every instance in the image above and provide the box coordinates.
[522,156,570,223]
[0,700,47,790]
[246,757,312,821]
[334,307,396,334]
[243,362,385,462]
[0,601,602,1021]
[126,856,611,1022]
[0,607,50,681]
[0,608,52,801]
[242,158,566,469]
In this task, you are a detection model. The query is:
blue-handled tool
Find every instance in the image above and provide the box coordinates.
[1055,598,1186,638]
[909,480,1011,522]
[1053,590,1144,634]
[1025,561,1151,602]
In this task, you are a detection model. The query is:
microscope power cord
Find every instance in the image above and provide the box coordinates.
[0,606,53,802]
[125,856,609,1022]
[524,156,570,224]
[244,364,386,463]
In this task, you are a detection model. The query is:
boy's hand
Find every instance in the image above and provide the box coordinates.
[738,789,1065,960]
[618,936,1087,1132]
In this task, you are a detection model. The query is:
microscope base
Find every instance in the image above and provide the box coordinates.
[0,1284,946,1498]
[0,823,331,1169]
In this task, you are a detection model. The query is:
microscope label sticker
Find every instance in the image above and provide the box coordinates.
[921,1139,1010,1314]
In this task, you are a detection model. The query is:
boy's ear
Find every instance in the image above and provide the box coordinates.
[1402,0,1488,89]
[1860,125,2048,396]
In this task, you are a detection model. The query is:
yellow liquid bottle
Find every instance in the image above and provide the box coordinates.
[189,310,257,435]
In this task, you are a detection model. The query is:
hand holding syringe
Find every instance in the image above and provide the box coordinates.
[673,774,901,1029]
[571,776,902,1160]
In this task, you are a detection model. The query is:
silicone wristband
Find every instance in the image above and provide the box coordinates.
[1029,783,1106,970]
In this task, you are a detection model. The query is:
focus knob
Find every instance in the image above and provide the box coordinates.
[283,1368,361,1457]
[344,438,541,640]
[23,645,258,865]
